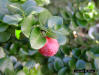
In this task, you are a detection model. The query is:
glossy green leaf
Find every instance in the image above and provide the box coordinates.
[0,47,6,59]
[90,46,99,54]
[0,32,11,42]
[30,27,46,49]
[94,56,99,70]
[7,3,23,15]
[22,0,37,10]
[30,65,42,75]
[48,63,54,72]
[68,58,76,68]
[0,58,14,73]
[58,67,67,75]
[23,65,42,75]
[83,12,94,21]
[3,14,22,26]
[63,57,72,65]
[21,14,35,37]
[35,0,50,6]
[28,50,38,56]
[15,29,21,40]
[25,60,36,69]
[0,23,8,32]
[9,43,19,55]
[24,6,44,16]
[76,60,86,69]
[72,48,81,59]
[8,0,18,2]
[4,69,15,75]
[14,61,23,70]
[54,58,64,71]
[10,56,17,64]
[76,19,87,27]
[17,71,26,75]
[75,12,83,20]
[56,33,67,45]
[48,56,56,63]
[0,0,10,20]
[48,16,63,30]
[23,67,29,75]
[88,2,95,10]
[61,46,71,55]
[86,51,95,59]
[39,9,52,25]
[22,0,44,15]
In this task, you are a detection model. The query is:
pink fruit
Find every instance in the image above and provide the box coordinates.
[39,37,59,57]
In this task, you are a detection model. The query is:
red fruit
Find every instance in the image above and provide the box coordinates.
[39,37,59,57]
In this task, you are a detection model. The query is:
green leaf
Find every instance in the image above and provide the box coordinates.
[22,0,44,15]
[0,0,10,20]
[56,33,67,45]
[46,29,56,38]
[39,9,52,25]
[35,0,50,6]
[3,14,22,26]
[48,56,56,63]
[90,46,99,54]
[76,19,87,27]
[0,58,14,73]
[23,65,42,75]
[88,2,95,10]
[68,58,76,68]
[48,16,63,30]
[54,58,64,71]
[22,0,37,10]
[9,43,19,55]
[85,63,92,70]
[28,50,38,56]
[0,23,9,32]
[0,47,6,59]
[30,65,42,75]
[30,27,46,49]
[61,46,71,55]
[24,6,44,16]
[83,12,94,21]
[23,67,30,75]
[7,3,23,15]
[8,0,18,2]
[4,69,15,75]
[72,48,81,59]
[58,67,67,75]
[63,57,72,65]
[0,32,11,42]
[25,60,36,69]
[76,60,86,69]
[10,56,17,64]
[86,51,95,59]
[48,63,54,72]
[20,0,27,3]
[94,56,99,70]
[75,12,83,20]
[19,48,28,56]
[15,29,21,40]
[9,0,26,3]
[17,71,26,75]
[21,14,35,37]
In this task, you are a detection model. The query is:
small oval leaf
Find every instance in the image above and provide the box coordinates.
[30,27,46,49]
[21,14,35,37]
[0,32,11,42]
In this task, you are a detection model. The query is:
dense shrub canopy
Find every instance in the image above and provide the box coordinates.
[0,0,99,75]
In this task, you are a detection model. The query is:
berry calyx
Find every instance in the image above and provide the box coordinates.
[39,37,59,57]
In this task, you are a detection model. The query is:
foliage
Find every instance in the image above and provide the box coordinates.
[0,0,99,75]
